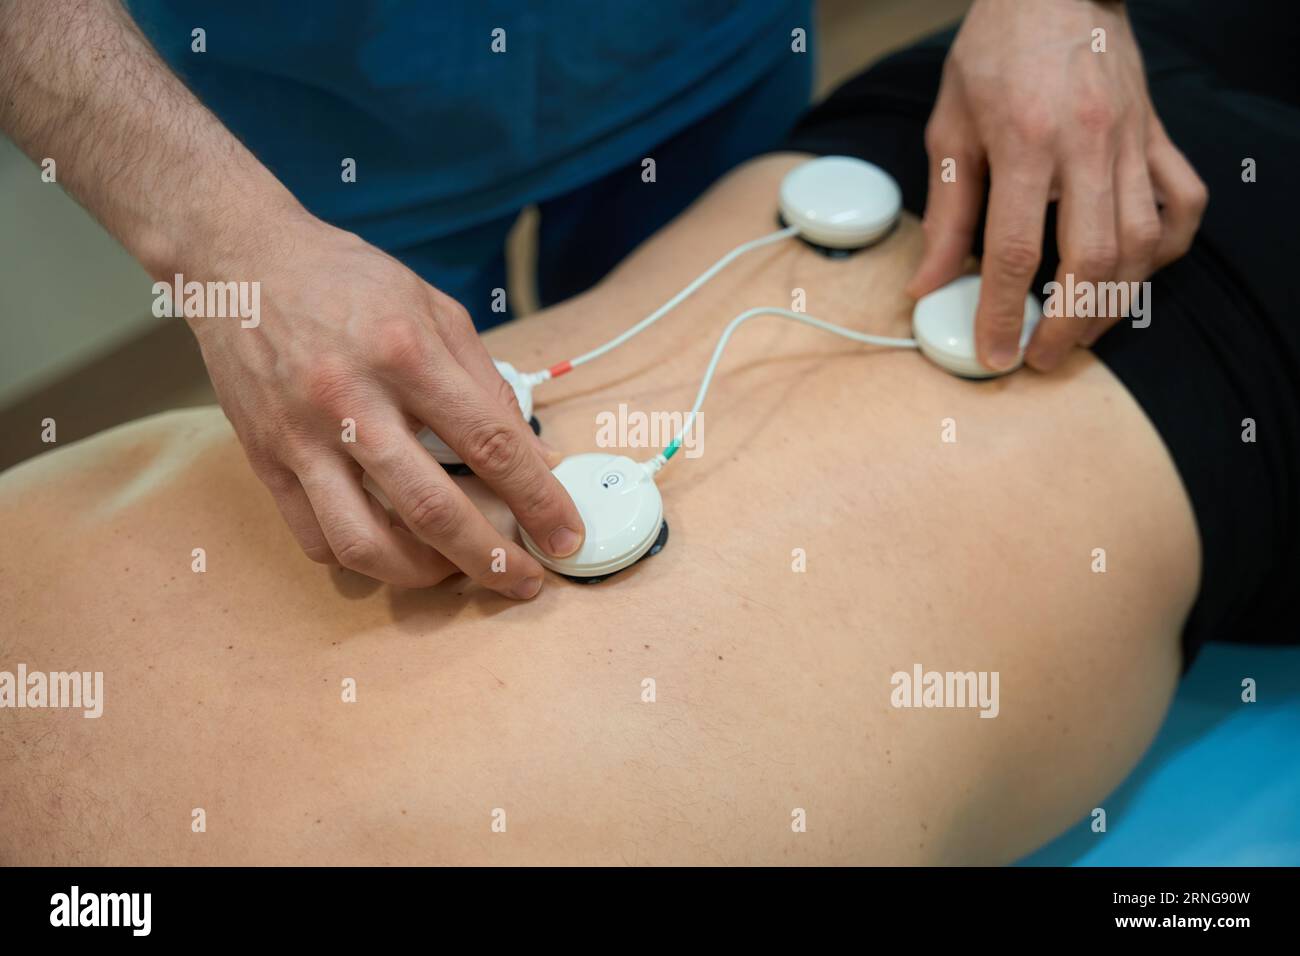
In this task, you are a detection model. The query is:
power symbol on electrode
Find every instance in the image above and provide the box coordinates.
[601,472,622,489]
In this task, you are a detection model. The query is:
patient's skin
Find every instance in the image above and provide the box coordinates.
[0,154,1198,865]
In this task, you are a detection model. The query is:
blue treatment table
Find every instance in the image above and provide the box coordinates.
[1019,643,1300,866]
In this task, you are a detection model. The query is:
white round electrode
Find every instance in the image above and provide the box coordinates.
[778,155,902,249]
[419,359,534,465]
[912,275,1042,378]
[520,453,664,578]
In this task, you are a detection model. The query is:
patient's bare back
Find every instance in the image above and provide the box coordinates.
[0,156,1197,865]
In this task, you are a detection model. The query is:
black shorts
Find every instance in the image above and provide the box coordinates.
[781,0,1300,667]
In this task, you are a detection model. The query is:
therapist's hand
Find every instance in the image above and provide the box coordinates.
[190,216,584,595]
[0,0,582,595]
[906,0,1207,371]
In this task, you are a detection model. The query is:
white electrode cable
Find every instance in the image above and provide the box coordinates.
[643,307,918,473]
[524,226,799,385]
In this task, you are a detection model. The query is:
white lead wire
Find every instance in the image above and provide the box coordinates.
[643,307,918,474]
[524,226,799,385]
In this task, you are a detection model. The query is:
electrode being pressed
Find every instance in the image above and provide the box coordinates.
[912,275,1042,378]
[518,453,666,580]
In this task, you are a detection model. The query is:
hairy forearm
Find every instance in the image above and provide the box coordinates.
[0,0,305,279]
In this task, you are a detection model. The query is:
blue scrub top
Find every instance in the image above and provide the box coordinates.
[126,1,811,250]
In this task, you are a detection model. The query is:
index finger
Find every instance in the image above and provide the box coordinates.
[406,358,585,560]
[424,286,556,463]
[975,156,1053,371]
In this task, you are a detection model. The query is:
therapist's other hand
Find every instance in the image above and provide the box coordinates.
[189,217,583,595]
[905,0,1207,372]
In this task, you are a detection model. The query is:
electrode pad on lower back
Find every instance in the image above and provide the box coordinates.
[912,275,1042,379]
[779,156,902,250]
[419,359,535,467]
[520,453,665,580]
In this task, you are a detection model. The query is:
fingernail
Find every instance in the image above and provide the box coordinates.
[548,526,581,557]
[986,344,1020,371]
[512,576,542,599]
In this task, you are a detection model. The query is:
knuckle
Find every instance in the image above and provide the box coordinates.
[516,474,559,521]
[351,423,401,464]
[404,483,460,540]
[986,312,1026,337]
[304,357,360,418]
[1072,95,1115,135]
[370,317,428,372]
[462,422,523,478]
[445,300,474,330]
[1009,107,1056,149]
[1074,241,1119,276]
[430,295,475,339]
[991,238,1041,278]
[335,533,380,572]
[1125,217,1163,258]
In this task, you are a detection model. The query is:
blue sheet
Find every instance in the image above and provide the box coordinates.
[1019,643,1300,866]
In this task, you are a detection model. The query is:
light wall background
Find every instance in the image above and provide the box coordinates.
[0,134,154,406]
